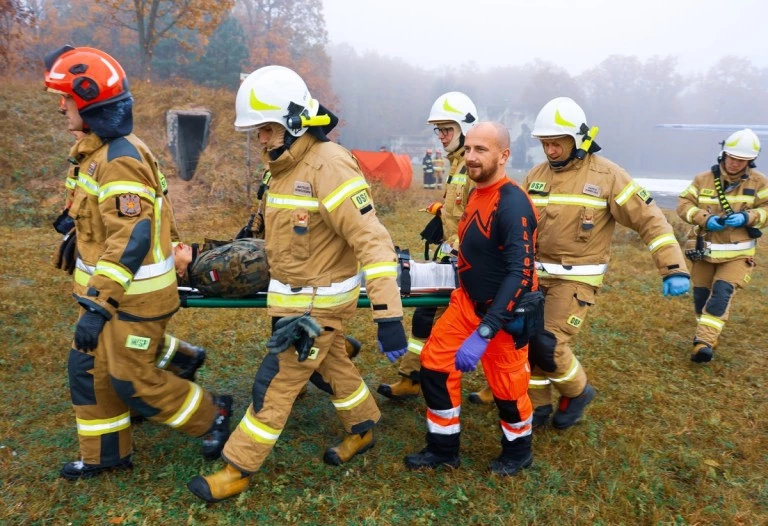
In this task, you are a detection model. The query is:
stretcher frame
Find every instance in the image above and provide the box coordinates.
[179,289,451,308]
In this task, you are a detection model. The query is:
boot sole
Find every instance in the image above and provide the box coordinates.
[490,453,534,476]
[60,461,133,481]
[376,384,420,400]
[404,458,461,470]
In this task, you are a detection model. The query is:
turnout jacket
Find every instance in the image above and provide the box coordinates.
[441,146,474,247]
[264,133,403,324]
[68,133,179,320]
[523,154,688,287]
[676,164,768,263]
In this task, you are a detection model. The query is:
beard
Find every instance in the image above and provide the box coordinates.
[467,161,497,184]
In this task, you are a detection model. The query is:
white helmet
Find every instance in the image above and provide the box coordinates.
[722,128,761,160]
[235,65,319,137]
[427,91,478,135]
[531,97,588,149]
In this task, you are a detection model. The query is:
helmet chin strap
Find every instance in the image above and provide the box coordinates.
[548,147,577,169]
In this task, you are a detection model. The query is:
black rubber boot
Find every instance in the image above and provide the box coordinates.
[404,447,460,470]
[552,384,596,430]
[201,395,233,459]
[60,456,133,481]
[532,405,553,428]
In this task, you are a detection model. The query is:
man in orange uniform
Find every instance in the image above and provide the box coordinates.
[404,122,538,475]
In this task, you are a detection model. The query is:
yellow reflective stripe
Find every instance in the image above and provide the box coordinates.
[407,338,424,355]
[537,269,604,286]
[95,261,133,290]
[363,261,397,280]
[680,184,697,198]
[647,233,678,253]
[98,181,156,204]
[697,314,725,330]
[322,176,369,213]
[685,206,700,223]
[239,411,282,444]
[451,175,467,185]
[153,197,164,263]
[163,383,203,428]
[708,248,756,258]
[549,357,581,383]
[332,381,370,410]
[615,181,641,206]
[267,286,360,309]
[528,375,551,388]
[77,173,99,195]
[548,194,607,208]
[155,334,178,369]
[757,187,768,199]
[755,208,767,228]
[65,178,77,190]
[531,196,549,207]
[76,412,131,436]
[697,196,720,206]
[266,193,320,210]
[75,266,177,296]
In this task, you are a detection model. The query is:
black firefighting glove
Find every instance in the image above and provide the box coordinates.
[376,320,408,362]
[267,314,322,362]
[53,209,75,235]
[54,229,77,274]
[235,213,264,239]
[74,309,108,352]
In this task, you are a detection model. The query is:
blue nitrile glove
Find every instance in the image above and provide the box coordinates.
[455,329,490,372]
[724,211,749,228]
[706,215,725,232]
[74,309,108,352]
[377,320,408,362]
[662,275,690,297]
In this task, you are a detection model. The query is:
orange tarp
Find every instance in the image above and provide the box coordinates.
[352,150,413,190]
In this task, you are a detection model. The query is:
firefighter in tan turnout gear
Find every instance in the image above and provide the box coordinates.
[44,46,232,480]
[187,65,408,503]
[523,97,690,429]
[377,92,489,402]
[677,128,768,363]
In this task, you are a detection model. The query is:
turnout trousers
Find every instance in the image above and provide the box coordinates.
[67,308,216,465]
[419,288,532,455]
[222,317,380,473]
[690,258,753,346]
[528,279,594,407]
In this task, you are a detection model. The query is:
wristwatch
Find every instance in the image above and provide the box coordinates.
[477,324,493,340]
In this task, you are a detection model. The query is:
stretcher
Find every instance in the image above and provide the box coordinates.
[179,290,451,308]
[178,259,456,308]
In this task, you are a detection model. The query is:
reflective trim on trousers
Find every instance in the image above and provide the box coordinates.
[76,412,131,437]
[163,383,203,428]
[332,381,370,411]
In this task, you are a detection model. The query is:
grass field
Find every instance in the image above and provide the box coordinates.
[1,79,767,525]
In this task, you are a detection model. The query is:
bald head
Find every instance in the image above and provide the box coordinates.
[464,121,511,187]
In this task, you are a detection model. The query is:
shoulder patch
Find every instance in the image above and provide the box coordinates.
[636,187,653,204]
[351,189,372,211]
[87,161,98,176]
[118,194,142,217]
[700,188,716,197]
[107,137,141,162]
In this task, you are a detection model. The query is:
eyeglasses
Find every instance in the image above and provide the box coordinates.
[433,126,453,137]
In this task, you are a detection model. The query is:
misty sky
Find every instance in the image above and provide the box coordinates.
[323,0,766,75]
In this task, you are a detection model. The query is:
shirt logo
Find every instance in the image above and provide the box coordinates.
[528,181,547,193]
[294,181,312,197]
[567,315,583,328]
[700,189,716,196]
[119,194,141,217]
[582,183,601,197]
[351,190,372,209]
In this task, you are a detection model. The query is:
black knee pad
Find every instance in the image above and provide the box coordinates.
[252,353,280,413]
[528,330,557,372]
[420,367,452,410]
[496,398,522,424]
[693,287,710,314]
[68,349,96,406]
[705,280,734,317]
[110,376,160,418]
[309,371,334,395]
[412,306,438,339]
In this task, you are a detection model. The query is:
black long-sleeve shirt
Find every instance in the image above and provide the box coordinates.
[457,177,537,335]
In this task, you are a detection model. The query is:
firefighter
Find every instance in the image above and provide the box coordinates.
[523,97,690,429]
[404,122,537,475]
[44,46,232,480]
[187,65,407,503]
[377,92,490,403]
[677,129,768,363]
[423,148,435,188]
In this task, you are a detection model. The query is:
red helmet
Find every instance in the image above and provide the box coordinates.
[44,45,131,112]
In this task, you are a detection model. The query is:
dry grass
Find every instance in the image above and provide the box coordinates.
[2,79,767,525]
